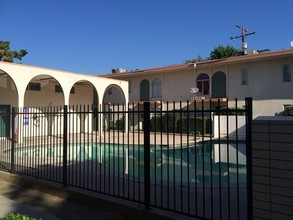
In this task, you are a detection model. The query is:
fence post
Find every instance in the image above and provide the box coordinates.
[63,105,68,187]
[143,102,151,210]
[245,97,253,220]
[11,107,15,173]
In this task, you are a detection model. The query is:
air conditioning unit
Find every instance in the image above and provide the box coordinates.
[112,68,127,73]
[247,50,258,55]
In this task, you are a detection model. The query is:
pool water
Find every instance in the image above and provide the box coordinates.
[14,140,247,185]
[74,140,247,185]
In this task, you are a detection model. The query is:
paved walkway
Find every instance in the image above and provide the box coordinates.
[0,180,123,220]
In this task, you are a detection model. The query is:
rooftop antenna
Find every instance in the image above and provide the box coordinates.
[230,25,255,54]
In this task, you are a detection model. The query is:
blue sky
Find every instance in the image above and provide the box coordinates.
[1,0,293,75]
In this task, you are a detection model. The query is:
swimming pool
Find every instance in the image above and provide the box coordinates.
[13,140,247,186]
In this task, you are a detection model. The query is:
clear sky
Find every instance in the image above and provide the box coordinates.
[1,0,293,75]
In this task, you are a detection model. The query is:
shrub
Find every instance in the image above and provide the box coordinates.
[284,105,293,116]
[217,107,246,115]
[1,212,40,220]
[176,117,207,135]
[150,112,210,135]
[115,116,132,131]
[150,111,180,132]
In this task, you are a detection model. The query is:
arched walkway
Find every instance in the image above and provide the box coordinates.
[0,69,18,138]
[102,85,126,131]
[0,62,129,141]
[24,74,65,107]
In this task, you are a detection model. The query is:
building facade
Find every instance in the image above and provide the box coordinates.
[103,49,293,117]
[0,61,129,140]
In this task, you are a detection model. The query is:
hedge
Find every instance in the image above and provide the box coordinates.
[284,105,293,116]
[150,114,210,135]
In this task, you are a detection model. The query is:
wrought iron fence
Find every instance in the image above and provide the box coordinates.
[0,98,252,220]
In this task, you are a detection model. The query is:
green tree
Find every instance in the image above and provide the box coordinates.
[210,45,241,60]
[184,55,209,64]
[0,41,28,62]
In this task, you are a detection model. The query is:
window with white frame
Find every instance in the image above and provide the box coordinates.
[241,68,248,85]
[152,78,162,98]
[283,64,291,82]
[196,73,209,95]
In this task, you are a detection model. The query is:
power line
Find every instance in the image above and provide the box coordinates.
[230,25,255,54]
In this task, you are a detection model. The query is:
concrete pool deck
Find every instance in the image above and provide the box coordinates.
[0,172,198,220]
[5,131,214,148]
[0,178,123,220]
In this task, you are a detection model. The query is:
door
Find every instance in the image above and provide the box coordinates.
[140,79,150,101]
[0,105,10,138]
[212,71,226,98]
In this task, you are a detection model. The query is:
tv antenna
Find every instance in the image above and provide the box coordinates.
[230,25,255,54]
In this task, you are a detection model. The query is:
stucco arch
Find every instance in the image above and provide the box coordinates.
[69,80,99,106]
[24,74,65,107]
[103,84,126,105]
[102,84,127,132]
[69,80,99,133]
[0,69,18,108]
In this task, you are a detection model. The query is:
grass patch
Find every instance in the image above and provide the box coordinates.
[1,213,41,220]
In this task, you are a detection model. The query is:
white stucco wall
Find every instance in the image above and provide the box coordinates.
[0,61,129,107]
[0,61,129,141]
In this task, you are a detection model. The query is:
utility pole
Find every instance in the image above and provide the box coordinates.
[230,25,255,54]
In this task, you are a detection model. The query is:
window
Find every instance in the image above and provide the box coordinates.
[241,69,248,85]
[26,82,41,91]
[129,81,132,93]
[152,78,162,98]
[196,73,209,95]
[55,85,63,93]
[283,64,291,82]
[70,87,75,94]
[140,79,150,101]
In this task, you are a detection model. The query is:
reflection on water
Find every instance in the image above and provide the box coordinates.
[13,140,247,185]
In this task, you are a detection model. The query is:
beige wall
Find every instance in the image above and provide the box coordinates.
[107,55,293,117]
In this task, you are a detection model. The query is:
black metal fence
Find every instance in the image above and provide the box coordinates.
[0,98,252,220]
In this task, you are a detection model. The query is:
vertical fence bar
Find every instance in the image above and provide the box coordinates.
[209,99,214,220]
[235,98,240,220]
[166,101,170,210]
[11,107,16,173]
[143,102,151,210]
[63,105,68,187]
[245,97,253,220]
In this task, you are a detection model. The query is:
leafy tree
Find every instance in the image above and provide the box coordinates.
[0,41,28,62]
[184,55,209,64]
[184,45,241,64]
[210,45,241,60]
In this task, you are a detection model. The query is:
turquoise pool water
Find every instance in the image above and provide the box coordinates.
[73,140,247,185]
[15,140,247,185]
